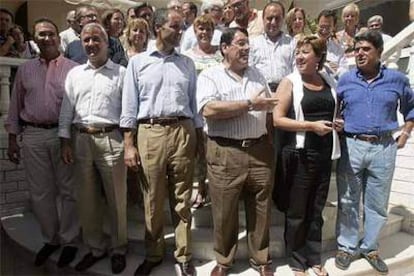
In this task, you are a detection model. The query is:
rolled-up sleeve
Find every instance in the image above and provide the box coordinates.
[58,69,75,139]
[400,76,414,121]
[196,71,220,114]
[120,57,139,129]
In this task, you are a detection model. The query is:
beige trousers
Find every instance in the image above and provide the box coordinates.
[73,130,127,256]
[137,119,196,263]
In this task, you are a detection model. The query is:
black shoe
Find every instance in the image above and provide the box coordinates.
[335,250,353,270]
[361,251,388,275]
[111,254,126,274]
[175,261,196,276]
[75,252,107,272]
[57,246,78,268]
[34,243,60,266]
[134,259,163,275]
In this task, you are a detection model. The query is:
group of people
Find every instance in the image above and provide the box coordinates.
[2,0,414,276]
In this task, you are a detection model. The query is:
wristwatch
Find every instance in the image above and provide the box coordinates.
[247,99,254,111]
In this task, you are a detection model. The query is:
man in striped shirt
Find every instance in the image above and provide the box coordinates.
[197,27,277,276]
[5,18,79,268]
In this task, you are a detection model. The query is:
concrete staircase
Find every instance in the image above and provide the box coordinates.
[2,200,414,276]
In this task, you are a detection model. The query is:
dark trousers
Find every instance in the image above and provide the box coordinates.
[282,146,332,270]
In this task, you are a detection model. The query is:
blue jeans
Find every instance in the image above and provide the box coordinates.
[336,136,397,254]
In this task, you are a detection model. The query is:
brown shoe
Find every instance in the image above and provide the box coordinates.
[251,263,273,276]
[210,264,229,276]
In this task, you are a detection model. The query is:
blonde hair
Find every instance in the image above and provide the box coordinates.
[123,18,150,49]
[341,3,360,22]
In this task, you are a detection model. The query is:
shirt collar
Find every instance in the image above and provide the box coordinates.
[149,48,179,58]
[85,58,115,70]
[355,63,385,81]
[263,31,284,43]
[38,54,64,66]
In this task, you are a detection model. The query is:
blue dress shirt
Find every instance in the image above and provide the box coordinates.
[337,65,414,135]
[120,49,203,129]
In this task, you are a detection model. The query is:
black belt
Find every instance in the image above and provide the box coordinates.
[268,82,279,92]
[22,121,58,129]
[138,116,189,125]
[344,132,392,143]
[76,125,118,134]
[209,135,266,148]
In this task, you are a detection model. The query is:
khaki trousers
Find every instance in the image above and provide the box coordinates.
[22,126,78,245]
[137,119,196,263]
[206,137,274,267]
[74,130,127,256]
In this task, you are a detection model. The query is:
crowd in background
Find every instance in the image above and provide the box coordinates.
[1,1,413,276]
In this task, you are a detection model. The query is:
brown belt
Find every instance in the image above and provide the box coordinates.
[22,121,58,129]
[344,132,392,143]
[209,135,266,148]
[76,125,118,134]
[138,116,189,125]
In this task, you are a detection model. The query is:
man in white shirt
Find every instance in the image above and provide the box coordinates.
[59,10,80,52]
[228,0,263,38]
[317,9,348,78]
[367,15,400,69]
[59,23,127,274]
[197,27,277,276]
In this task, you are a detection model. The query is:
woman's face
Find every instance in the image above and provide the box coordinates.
[110,12,125,36]
[194,23,213,45]
[129,25,148,50]
[222,5,235,24]
[295,43,320,74]
[342,9,358,29]
[292,11,305,35]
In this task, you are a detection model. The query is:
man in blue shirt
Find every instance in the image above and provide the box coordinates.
[335,30,414,275]
[120,8,202,276]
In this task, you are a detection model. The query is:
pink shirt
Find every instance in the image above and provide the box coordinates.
[5,55,78,134]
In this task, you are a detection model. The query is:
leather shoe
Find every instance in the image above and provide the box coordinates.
[252,264,273,276]
[75,252,107,271]
[134,259,163,275]
[57,246,77,268]
[210,264,229,276]
[335,250,353,270]
[361,251,388,275]
[34,243,60,266]
[111,254,126,274]
[175,261,196,276]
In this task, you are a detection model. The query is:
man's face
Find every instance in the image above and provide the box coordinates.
[158,12,183,48]
[231,0,248,21]
[34,22,60,55]
[79,8,98,28]
[81,26,108,65]
[263,5,284,39]
[224,30,249,68]
[354,40,381,72]
[0,11,13,35]
[182,3,194,22]
[368,20,382,31]
[137,7,153,25]
[317,15,335,39]
[209,5,223,25]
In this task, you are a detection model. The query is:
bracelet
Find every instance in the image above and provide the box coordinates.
[401,131,411,138]
[246,99,254,111]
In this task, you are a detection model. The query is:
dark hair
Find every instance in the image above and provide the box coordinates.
[32,17,59,36]
[101,9,125,33]
[296,35,327,70]
[184,1,198,16]
[219,27,248,55]
[317,9,337,26]
[0,8,14,22]
[263,1,285,18]
[134,2,153,16]
[354,29,383,50]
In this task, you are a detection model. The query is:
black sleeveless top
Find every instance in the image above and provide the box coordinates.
[301,84,335,150]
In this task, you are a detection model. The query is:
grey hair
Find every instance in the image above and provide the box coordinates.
[367,15,383,25]
[81,22,109,43]
[200,0,224,13]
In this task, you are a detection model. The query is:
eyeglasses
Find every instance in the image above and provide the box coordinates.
[80,14,97,20]
[231,40,249,48]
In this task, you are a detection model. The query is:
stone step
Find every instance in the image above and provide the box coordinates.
[2,212,413,276]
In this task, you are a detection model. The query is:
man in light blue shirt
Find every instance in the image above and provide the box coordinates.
[120,8,202,276]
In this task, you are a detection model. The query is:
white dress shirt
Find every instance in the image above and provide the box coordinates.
[59,59,126,138]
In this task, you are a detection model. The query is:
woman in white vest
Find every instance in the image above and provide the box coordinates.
[273,35,343,276]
